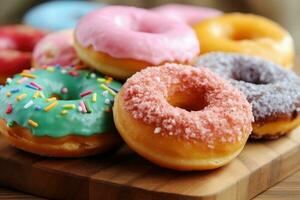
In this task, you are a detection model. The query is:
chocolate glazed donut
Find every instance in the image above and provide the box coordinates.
[196,52,300,139]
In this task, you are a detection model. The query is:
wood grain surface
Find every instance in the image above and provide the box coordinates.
[1,125,300,200]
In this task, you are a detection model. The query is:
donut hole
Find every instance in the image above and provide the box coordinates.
[233,68,269,85]
[167,90,208,111]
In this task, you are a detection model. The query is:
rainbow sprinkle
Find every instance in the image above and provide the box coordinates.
[26,84,38,90]
[44,101,58,112]
[46,66,55,72]
[24,100,34,109]
[105,77,113,84]
[20,72,36,79]
[84,100,92,113]
[79,101,87,113]
[5,104,13,114]
[11,88,20,93]
[28,119,38,127]
[61,87,68,94]
[97,78,106,83]
[6,91,11,97]
[30,82,43,90]
[100,84,116,96]
[68,71,79,76]
[17,77,28,84]
[46,97,57,102]
[16,93,27,101]
[6,78,12,84]
[35,105,42,111]
[80,90,92,97]
[63,104,76,109]
[92,93,97,103]
[33,91,40,98]
[61,110,68,115]
[39,91,45,98]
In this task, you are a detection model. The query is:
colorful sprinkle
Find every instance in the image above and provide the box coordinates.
[6,91,11,97]
[6,78,12,84]
[61,110,68,115]
[77,106,83,112]
[5,104,13,114]
[39,92,45,98]
[24,100,34,109]
[61,69,67,74]
[84,100,92,113]
[11,88,20,93]
[104,98,110,105]
[68,71,79,76]
[28,119,38,127]
[35,105,42,111]
[100,84,116,96]
[63,104,76,109]
[154,127,161,134]
[33,91,40,98]
[102,90,108,97]
[80,90,92,97]
[20,72,36,79]
[79,101,87,113]
[61,87,68,94]
[97,78,106,83]
[105,77,113,84]
[46,97,57,102]
[30,82,43,90]
[26,84,38,90]
[92,93,97,103]
[90,73,96,78]
[16,93,27,101]
[44,101,58,112]
[46,66,55,72]
[17,77,28,84]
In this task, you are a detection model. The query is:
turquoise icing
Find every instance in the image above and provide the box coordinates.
[0,66,122,138]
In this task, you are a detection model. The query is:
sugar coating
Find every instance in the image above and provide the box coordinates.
[122,63,253,148]
[196,52,300,122]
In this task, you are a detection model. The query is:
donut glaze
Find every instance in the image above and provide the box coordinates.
[33,30,81,67]
[24,1,104,31]
[114,63,253,170]
[193,13,294,68]
[75,6,199,65]
[153,4,222,25]
[196,52,300,138]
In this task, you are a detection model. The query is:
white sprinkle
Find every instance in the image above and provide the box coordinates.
[61,69,67,74]
[6,78,12,84]
[154,127,161,134]
[104,98,110,104]
[24,100,34,109]
[77,106,83,112]
[90,73,96,78]
[102,90,108,97]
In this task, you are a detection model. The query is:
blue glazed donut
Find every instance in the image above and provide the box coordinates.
[23,1,105,31]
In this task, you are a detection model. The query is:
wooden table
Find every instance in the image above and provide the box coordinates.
[1,58,300,200]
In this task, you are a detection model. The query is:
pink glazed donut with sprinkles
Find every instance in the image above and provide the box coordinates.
[74,6,200,79]
[153,4,222,25]
[114,63,253,171]
[33,30,82,68]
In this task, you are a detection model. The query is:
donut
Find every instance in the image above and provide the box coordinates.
[0,25,46,84]
[196,52,300,139]
[74,6,200,79]
[114,63,253,170]
[193,13,294,68]
[152,3,222,25]
[23,1,104,31]
[33,30,82,68]
[0,66,122,157]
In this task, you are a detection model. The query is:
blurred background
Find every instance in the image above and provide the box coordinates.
[0,0,299,53]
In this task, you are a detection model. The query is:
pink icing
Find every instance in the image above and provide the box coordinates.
[122,63,253,149]
[75,6,200,65]
[153,4,222,25]
[33,30,81,67]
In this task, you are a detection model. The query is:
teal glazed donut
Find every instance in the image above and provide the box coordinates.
[23,1,105,31]
[0,66,122,157]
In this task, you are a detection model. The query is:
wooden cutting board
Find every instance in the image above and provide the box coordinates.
[0,125,300,200]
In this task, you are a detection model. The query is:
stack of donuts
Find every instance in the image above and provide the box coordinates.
[0,3,299,171]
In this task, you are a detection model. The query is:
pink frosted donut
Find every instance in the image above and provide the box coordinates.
[74,6,200,79]
[114,63,253,170]
[153,4,222,25]
[33,30,81,67]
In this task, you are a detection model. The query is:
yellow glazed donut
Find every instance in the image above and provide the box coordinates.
[193,13,294,68]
